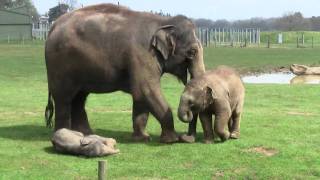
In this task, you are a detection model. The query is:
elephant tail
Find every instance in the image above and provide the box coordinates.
[45,91,54,128]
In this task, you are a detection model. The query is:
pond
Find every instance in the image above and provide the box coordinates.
[242,72,320,84]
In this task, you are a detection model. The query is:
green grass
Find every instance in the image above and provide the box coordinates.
[0,43,320,179]
[204,47,320,73]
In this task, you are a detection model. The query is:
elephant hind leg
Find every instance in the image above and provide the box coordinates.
[132,101,151,142]
[53,96,72,132]
[71,91,92,135]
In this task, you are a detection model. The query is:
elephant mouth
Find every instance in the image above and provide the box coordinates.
[179,110,193,123]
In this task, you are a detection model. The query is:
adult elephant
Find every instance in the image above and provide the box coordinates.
[44,4,205,143]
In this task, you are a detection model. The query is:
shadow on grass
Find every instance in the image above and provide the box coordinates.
[95,128,164,146]
[43,146,104,159]
[0,125,51,141]
[0,124,195,146]
[95,129,204,146]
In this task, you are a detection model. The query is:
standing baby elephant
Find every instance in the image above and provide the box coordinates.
[178,66,245,143]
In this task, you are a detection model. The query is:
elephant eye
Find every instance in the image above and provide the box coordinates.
[186,48,197,59]
[189,101,195,107]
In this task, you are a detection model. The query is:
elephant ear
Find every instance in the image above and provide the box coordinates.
[205,86,217,106]
[151,25,176,60]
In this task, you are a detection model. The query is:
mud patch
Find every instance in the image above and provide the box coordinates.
[246,146,278,157]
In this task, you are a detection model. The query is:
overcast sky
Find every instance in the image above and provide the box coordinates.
[32,0,320,21]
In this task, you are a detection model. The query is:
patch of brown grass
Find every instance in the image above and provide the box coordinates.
[246,146,278,157]
[287,111,314,116]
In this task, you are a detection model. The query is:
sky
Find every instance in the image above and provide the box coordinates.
[32,0,320,21]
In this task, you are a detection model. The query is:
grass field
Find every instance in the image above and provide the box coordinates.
[0,42,320,179]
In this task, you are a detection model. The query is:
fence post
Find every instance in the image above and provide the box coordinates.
[7,35,10,44]
[222,28,224,43]
[218,28,221,44]
[312,36,314,48]
[98,160,106,180]
[208,29,211,47]
[258,28,261,45]
[205,29,208,47]
[297,37,299,48]
[214,28,217,45]
[231,29,234,47]
[267,35,270,48]
[245,37,247,47]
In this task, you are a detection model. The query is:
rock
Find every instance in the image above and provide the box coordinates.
[290,64,320,75]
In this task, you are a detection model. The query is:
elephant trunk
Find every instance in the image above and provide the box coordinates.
[178,95,193,123]
[189,40,205,79]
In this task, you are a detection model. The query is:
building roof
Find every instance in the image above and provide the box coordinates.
[0,6,32,25]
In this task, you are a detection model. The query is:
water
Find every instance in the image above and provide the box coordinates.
[242,72,320,84]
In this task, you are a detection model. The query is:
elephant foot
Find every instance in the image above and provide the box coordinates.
[230,132,240,139]
[160,131,179,143]
[132,132,151,142]
[179,134,195,143]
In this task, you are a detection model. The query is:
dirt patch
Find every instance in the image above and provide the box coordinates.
[287,111,314,116]
[246,146,278,157]
[182,162,193,169]
[212,170,224,179]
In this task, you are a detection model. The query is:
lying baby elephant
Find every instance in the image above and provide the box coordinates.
[178,66,245,143]
[52,128,120,157]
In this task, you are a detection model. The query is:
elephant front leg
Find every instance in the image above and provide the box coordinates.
[179,114,198,143]
[199,111,214,144]
[229,111,242,139]
[132,101,151,142]
[214,112,231,142]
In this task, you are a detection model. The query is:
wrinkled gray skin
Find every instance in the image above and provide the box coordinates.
[45,4,205,143]
[52,128,119,157]
[178,66,245,143]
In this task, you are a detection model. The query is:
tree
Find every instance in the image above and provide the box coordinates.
[48,3,69,23]
[59,0,78,11]
[274,12,311,31]
[309,16,320,31]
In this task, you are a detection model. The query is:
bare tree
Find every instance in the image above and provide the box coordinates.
[58,0,78,11]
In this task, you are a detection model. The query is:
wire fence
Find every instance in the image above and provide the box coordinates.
[2,25,320,49]
[197,28,320,48]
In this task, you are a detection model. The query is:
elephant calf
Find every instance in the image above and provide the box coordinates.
[178,66,245,143]
[52,128,119,157]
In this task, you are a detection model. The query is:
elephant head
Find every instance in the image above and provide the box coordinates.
[151,15,205,84]
[178,85,216,123]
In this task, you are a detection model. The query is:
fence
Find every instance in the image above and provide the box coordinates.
[196,28,261,47]
[32,23,50,40]
[197,28,320,48]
